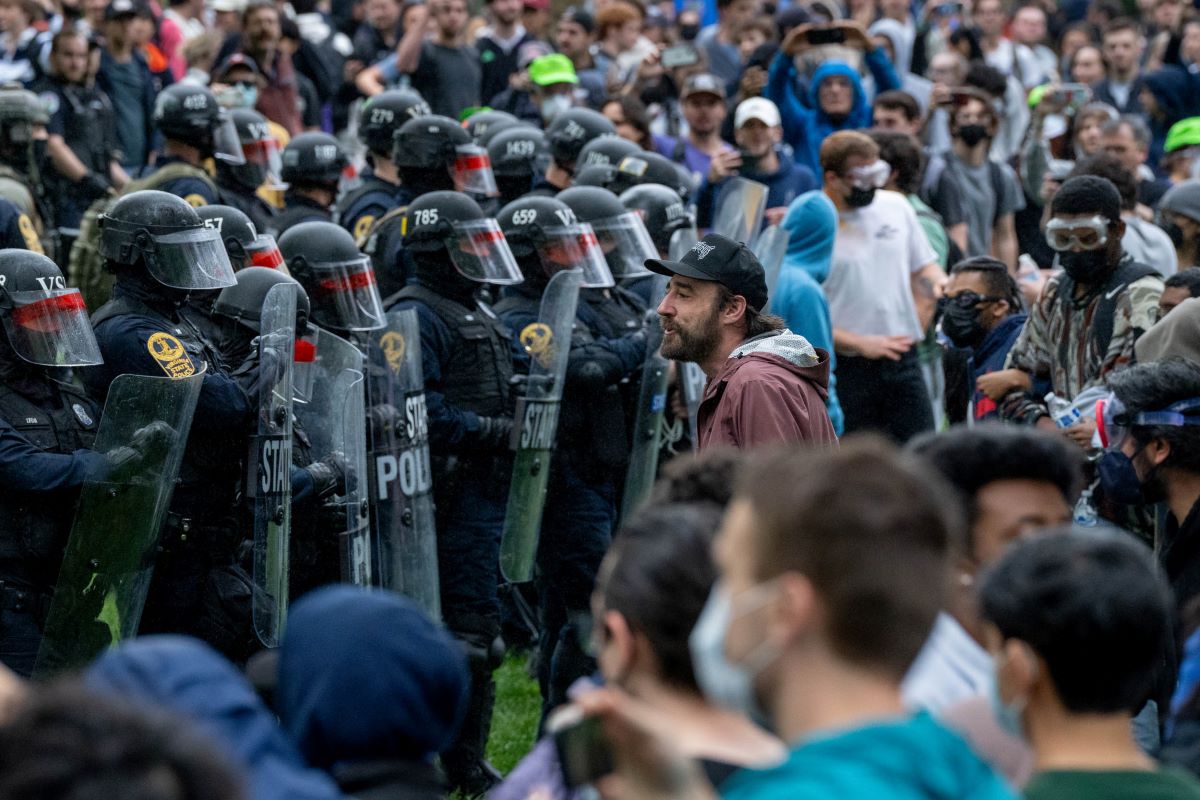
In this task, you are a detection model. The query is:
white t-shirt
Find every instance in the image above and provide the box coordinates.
[901,612,994,714]
[825,190,936,342]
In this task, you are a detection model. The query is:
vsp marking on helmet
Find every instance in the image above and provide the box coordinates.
[519,398,559,449]
[379,330,406,373]
[258,438,289,495]
[520,322,555,369]
[146,332,196,378]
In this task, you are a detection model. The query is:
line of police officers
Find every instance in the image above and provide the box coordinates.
[0,79,702,796]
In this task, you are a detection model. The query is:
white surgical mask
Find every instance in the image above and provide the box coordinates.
[540,94,573,125]
[688,581,781,722]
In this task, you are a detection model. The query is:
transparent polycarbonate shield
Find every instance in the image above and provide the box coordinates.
[250,283,296,648]
[500,268,583,583]
[680,362,707,448]
[621,291,668,520]
[34,371,204,677]
[366,309,439,617]
[668,225,699,262]
[753,224,788,314]
[292,327,372,586]
[712,178,768,246]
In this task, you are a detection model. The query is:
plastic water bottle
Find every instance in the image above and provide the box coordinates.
[1073,482,1100,526]
[1046,393,1081,428]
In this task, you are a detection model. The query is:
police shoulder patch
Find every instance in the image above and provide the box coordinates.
[184,193,208,208]
[17,214,41,253]
[353,214,375,243]
[378,330,406,373]
[520,322,554,369]
[146,332,196,378]
[72,402,95,428]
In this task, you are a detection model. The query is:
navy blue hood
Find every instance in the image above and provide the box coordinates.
[278,586,470,769]
[87,635,344,800]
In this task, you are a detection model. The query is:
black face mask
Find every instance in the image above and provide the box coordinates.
[846,186,876,208]
[956,124,989,148]
[1059,248,1113,284]
[1162,219,1185,248]
[940,301,987,349]
[679,23,699,40]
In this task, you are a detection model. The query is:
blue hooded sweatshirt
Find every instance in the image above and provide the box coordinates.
[87,636,345,800]
[766,52,900,177]
[1143,65,1200,170]
[277,586,471,771]
[721,711,1014,800]
[776,190,843,434]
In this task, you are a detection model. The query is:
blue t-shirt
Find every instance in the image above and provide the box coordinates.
[105,58,149,171]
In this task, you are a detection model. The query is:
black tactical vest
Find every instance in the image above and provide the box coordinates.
[389,284,513,419]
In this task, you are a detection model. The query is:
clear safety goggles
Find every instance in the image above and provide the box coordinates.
[309,256,386,331]
[453,145,499,197]
[246,234,285,270]
[589,211,656,278]
[3,288,102,367]
[446,218,524,285]
[213,113,247,165]
[143,225,237,291]
[1045,215,1109,252]
[1095,393,1200,449]
[846,159,891,190]
[537,222,614,288]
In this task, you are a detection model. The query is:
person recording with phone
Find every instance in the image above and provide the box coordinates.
[694,98,817,229]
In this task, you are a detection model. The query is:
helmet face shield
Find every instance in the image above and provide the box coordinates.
[446,218,524,285]
[453,145,499,196]
[309,256,386,331]
[143,226,238,290]
[590,211,656,278]
[4,288,102,366]
[1096,393,1200,449]
[247,234,285,270]
[537,222,614,288]
[213,113,247,165]
[242,135,283,179]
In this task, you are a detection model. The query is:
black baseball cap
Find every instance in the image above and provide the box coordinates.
[646,232,769,311]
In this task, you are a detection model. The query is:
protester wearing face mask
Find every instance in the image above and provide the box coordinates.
[1002,176,1163,448]
[577,440,1013,800]
[979,528,1200,800]
[529,53,578,126]
[211,54,261,110]
[1159,180,1200,270]
[938,258,1032,423]
[820,131,943,443]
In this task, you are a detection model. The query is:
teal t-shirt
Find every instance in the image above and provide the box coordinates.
[1024,768,1200,800]
[720,711,1014,800]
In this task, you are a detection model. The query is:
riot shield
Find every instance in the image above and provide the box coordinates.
[250,283,296,648]
[34,371,204,677]
[753,224,788,314]
[679,362,707,449]
[621,309,668,520]
[668,226,699,262]
[712,178,767,246]
[500,268,583,584]
[293,327,372,586]
[365,309,439,618]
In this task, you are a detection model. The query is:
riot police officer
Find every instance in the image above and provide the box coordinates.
[493,195,646,716]
[144,83,246,208]
[558,184,658,309]
[277,220,387,337]
[488,125,549,208]
[197,204,285,271]
[362,115,500,302]
[608,150,695,200]
[464,108,519,146]
[334,90,429,245]
[387,190,522,796]
[79,190,261,661]
[215,108,281,232]
[534,107,615,194]
[576,134,639,172]
[268,132,348,240]
[0,251,112,675]
[0,85,51,255]
[619,182,696,258]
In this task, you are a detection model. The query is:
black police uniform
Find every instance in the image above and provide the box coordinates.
[269,192,333,240]
[216,180,277,232]
[0,369,103,676]
[334,165,407,245]
[0,197,42,253]
[141,155,220,208]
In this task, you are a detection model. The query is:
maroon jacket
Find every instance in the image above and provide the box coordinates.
[698,331,838,450]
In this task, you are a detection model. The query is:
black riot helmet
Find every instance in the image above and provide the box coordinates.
[278,220,385,333]
[619,183,695,257]
[281,132,348,189]
[402,190,522,286]
[212,266,310,334]
[557,185,656,279]
[393,115,497,196]
[464,109,519,145]
[488,125,550,206]
[0,83,46,176]
[610,151,694,199]
[0,249,102,367]
[153,83,244,164]
[545,107,616,173]
[100,190,236,291]
[358,89,432,158]
[219,108,284,192]
[573,163,618,190]
[497,196,614,288]
[196,204,286,271]
[577,135,639,171]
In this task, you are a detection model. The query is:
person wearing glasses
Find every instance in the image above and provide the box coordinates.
[1001,175,1163,449]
